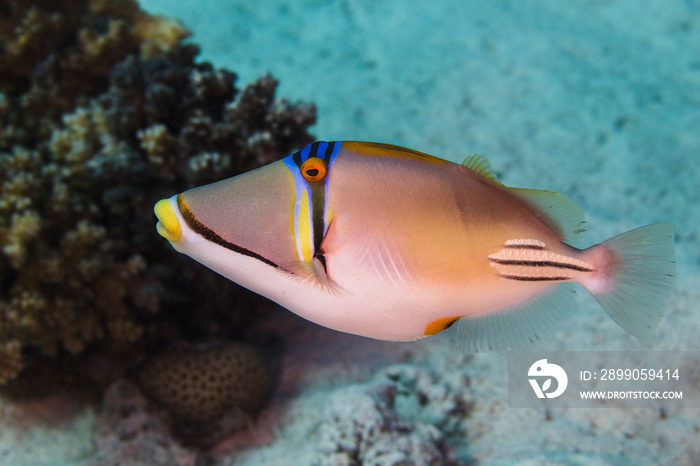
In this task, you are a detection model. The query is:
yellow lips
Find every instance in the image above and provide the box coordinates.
[154,198,182,242]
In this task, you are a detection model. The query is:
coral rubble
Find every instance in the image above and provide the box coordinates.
[91,379,199,466]
[0,0,316,383]
[312,365,473,466]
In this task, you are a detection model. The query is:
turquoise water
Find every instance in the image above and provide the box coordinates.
[3,0,699,464]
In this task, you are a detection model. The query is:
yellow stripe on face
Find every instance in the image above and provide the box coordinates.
[297,187,313,261]
[424,316,460,336]
[287,167,299,259]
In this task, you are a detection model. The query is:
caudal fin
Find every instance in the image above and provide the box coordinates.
[590,223,676,340]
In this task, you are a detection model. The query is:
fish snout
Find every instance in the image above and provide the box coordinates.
[154,198,182,242]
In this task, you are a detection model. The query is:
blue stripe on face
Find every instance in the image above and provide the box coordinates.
[300,142,312,162]
[316,141,328,159]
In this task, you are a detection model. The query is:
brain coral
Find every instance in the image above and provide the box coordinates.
[0,0,316,383]
[137,341,271,446]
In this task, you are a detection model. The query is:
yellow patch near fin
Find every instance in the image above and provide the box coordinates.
[154,198,182,242]
[297,188,313,261]
[424,316,460,336]
[462,154,502,185]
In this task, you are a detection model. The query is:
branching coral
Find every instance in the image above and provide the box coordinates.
[0,0,316,384]
[0,340,22,383]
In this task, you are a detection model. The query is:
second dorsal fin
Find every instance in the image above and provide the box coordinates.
[507,187,586,245]
[462,153,585,245]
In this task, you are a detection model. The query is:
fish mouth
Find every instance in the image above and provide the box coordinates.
[154,198,182,242]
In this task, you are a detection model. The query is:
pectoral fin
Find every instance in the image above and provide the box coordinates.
[282,255,342,294]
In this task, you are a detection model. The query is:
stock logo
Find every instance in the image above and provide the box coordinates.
[528,359,568,399]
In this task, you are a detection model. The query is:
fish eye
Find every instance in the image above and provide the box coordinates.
[300,157,328,182]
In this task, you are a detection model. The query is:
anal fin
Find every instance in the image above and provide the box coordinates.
[457,284,576,353]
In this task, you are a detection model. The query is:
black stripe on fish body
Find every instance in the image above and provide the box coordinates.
[177,194,279,269]
[324,141,339,161]
[291,140,336,168]
[499,274,570,282]
[304,142,338,253]
[315,253,328,274]
[292,148,303,167]
[487,258,594,273]
[308,141,321,159]
[503,244,546,250]
[310,181,326,253]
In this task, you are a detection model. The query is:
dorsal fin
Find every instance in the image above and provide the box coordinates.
[462,154,502,185]
[507,187,586,245]
[461,154,585,244]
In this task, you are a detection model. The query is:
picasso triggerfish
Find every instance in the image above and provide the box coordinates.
[154,141,676,351]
